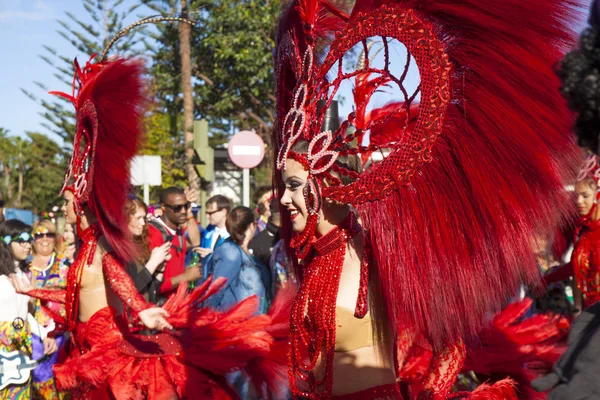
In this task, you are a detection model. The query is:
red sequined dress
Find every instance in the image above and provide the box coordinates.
[573,209,600,309]
[28,223,272,399]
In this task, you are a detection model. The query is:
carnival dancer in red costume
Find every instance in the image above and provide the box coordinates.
[541,154,600,313]
[273,0,582,399]
[571,155,600,311]
[10,20,274,399]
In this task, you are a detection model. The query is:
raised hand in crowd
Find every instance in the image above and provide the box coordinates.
[147,241,171,274]
[184,186,199,205]
[193,247,213,258]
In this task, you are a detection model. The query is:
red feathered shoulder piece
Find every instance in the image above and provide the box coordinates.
[51,56,147,261]
[273,0,584,350]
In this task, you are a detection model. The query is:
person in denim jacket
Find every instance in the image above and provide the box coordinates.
[200,206,273,399]
[202,206,272,313]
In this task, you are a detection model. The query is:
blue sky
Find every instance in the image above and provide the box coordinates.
[0,0,591,146]
[0,0,150,145]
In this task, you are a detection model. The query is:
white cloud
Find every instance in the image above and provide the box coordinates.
[0,11,48,21]
[0,0,53,21]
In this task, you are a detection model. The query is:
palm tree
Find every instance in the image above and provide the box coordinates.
[179,0,199,192]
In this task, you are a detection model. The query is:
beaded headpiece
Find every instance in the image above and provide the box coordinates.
[578,154,600,186]
[274,0,581,378]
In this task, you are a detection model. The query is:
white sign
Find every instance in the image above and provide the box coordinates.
[130,156,162,186]
[228,130,265,169]
[232,145,262,156]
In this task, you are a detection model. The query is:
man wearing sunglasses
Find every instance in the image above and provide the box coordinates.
[147,186,201,300]
[196,195,231,259]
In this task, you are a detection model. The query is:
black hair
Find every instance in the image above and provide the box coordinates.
[159,187,185,204]
[0,219,32,276]
[558,26,600,153]
[206,195,232,213]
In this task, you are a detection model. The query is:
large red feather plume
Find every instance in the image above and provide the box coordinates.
[274,0,584,352]
[52,57,147,261]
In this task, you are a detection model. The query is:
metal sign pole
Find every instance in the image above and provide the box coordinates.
[143,182,150,205]
[243,168,250,207]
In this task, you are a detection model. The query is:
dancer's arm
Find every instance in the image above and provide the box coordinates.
[29,289,66,304]
[103,252,153,313]
[103,252,173,330]
[418,340,466,400]
[11,273,66,303]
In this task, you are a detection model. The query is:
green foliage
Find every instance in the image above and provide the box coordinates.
[191,0,279,146]
[0,129,65,212]
[140,0,183,140]
[142,0,279,192]
[140,109,188,197]
[19,0,281,207]
[21,133,65,212]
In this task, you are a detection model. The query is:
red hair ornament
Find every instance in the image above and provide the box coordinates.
[274,0,582,398]
[51,55,147,262]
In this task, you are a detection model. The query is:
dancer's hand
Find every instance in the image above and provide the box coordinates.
[9,273,33,293]
[43,337,58,355]
[138,308,172,330]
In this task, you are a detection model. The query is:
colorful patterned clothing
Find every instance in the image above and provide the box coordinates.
[0,321,32,399]
[28,253,69,325]
[28,253,69,399]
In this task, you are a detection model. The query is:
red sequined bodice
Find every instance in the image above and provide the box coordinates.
[574,219,600,308]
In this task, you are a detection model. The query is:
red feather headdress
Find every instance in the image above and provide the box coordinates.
[51,55,147,261]
[274,0,583,354]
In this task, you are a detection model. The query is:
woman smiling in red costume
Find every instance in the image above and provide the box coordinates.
[273,0,581,398]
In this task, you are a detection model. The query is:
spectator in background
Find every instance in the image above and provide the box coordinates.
[533,233,572,317]
[196,195,231,260]
[249,198,280,272]
[147,187,201,302]
[0,220,57,399]
[253,186,273,233]
[270,239,296,294]
[201,206,272,399]
[28,219,69,399]
[125,195,170,304]
[62,223,76,265]
[202,206,272,313]
[147,203,163,221]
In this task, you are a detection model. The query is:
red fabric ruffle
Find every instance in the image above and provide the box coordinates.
[54,277,272,399]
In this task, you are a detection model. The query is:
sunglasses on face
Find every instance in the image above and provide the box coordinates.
[3,232,33,245]
[205,208,224,216]
[34,232,56,240]
[164,202,191,213]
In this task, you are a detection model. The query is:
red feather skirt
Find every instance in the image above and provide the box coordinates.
[53,297,272,400]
